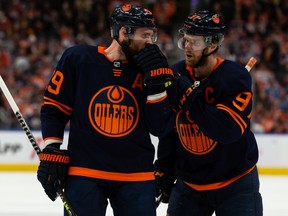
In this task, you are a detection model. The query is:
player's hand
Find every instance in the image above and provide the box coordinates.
[154,165,176,204]
[134,44,174,88]
[168,75,199,111]
[37,144,70,201]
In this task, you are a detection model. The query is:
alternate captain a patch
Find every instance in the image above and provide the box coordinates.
[88,85,139,137]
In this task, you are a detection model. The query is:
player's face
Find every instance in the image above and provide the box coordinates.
[128,27,157,52]
[178,34,207,67]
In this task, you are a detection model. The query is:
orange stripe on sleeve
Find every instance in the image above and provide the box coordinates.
[44,96,73,111]
[43,96,72,115]
[68,166,155,182]
[44,101,71,116]
[216,104,247,134]
[247,112,252,119]
[218,104,247,127]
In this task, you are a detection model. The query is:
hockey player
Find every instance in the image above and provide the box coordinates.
[154,10,263,215]
[37,4,173,216]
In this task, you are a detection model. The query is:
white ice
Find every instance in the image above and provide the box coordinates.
[0,172,287,216]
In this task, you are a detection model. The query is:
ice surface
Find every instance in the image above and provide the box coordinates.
[0,172,287,216]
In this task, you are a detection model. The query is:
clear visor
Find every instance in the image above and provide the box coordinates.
[127,28,157,43]
[177,36,207,51]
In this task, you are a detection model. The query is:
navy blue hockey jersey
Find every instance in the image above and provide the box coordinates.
[41,45,171,181]
[160,58,259,190]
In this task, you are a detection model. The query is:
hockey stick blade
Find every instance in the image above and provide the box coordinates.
[0,75,77,216]
[156,194,162,208]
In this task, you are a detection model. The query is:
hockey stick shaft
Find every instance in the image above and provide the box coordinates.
[156,57,257,208]
[0,76,41,156]
[245,57,257,72]
[0,75,77,216]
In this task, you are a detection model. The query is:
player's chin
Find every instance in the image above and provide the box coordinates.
[125,46,140,56]
[185,60,193,67]
[185,54,195,65]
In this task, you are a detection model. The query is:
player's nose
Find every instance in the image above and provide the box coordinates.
[145,37,153,44]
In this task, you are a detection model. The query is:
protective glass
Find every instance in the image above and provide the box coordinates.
[177,36,207,51]
[128,28,157,43]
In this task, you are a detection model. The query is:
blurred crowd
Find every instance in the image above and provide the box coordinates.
[0,0,287,133]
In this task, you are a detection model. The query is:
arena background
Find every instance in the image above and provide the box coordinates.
[0,1,287,171]
[0,1,287,216]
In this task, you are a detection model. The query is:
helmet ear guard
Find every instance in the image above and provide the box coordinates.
[110,25,133,40]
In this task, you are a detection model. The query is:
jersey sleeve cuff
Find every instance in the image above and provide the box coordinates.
[44,138,63,145]
[147,91,167,103]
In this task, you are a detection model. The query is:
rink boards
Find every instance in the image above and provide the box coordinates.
[0,131,287,175]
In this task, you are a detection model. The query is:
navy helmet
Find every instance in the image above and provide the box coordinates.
[179,10,226,46]
[179,10,226,36]
[110,4,156,39]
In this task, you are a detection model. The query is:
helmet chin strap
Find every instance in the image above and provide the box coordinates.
[116,37,136,62]
[194,46,219,68]
[116,26,140,62]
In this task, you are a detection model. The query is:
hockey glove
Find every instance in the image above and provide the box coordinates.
[37,143,70,201]
[134,44,174,90]
[169,75,200,111]
[154,165,176,204]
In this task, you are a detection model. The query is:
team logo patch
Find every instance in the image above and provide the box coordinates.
[176,111,217,155]
[88,85,139,137]
[212,14,220,24]
[122,4,131,12]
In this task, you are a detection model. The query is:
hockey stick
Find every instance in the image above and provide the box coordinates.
[156,193,162,208]
[245,57,257,72]
[155,57,257,208]
[0,75,77,216]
